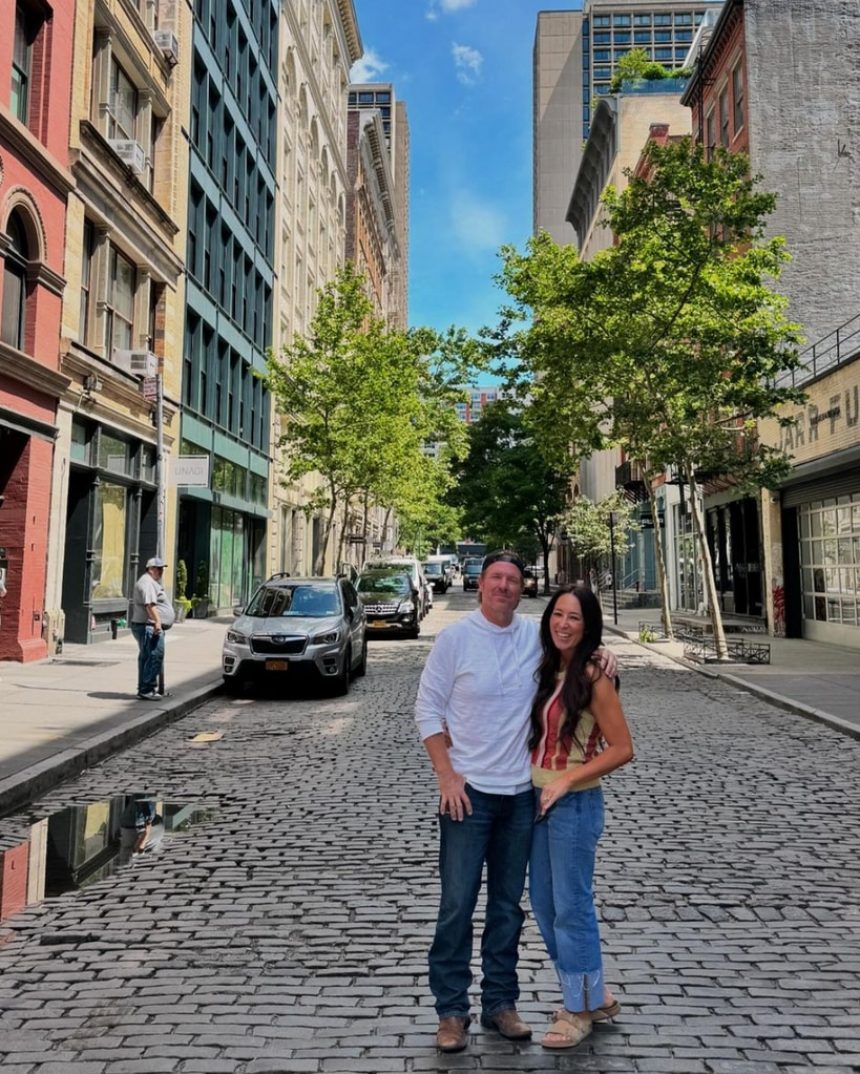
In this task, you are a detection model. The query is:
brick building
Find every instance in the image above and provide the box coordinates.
[683,0,860,645]
[0,1,75,661]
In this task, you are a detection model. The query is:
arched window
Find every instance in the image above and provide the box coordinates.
[1,211,29,350]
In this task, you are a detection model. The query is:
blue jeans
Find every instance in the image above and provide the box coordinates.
[428,785,533,1018]
[529,786,605,1012]
[131,623,164,695]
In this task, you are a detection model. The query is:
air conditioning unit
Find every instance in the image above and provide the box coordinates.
[153,29,179,66]
[113,349,158,377]
[109,139,147,176]
[129,350,159,377]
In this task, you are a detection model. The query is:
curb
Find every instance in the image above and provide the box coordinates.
[604,624,860,743]
[0,681,224,818]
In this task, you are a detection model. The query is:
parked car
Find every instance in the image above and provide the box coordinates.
[357,570,421,637]
[222,575,366,696]
[422,560,450,594]
[462,560,483,591]
[522,568,539,598]
[365,557,430,618]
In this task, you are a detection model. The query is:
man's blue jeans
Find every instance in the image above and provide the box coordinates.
[529,786,605,1012]
[131,623,164,695]
[428,785,533,1018]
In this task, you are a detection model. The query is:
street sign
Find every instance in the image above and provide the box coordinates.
[173,455,211,487]
[347,534,366,544]
[141,376,158,402]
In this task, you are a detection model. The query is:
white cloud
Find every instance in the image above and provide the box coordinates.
[449,190,507,254]
[426,0,478,16]
[350,48,389,83]
[451,42,483,85]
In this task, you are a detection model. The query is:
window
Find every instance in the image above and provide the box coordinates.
[634,32,651,44]
[705,109,715,157]
[612,14,631,26]
[655,48,673,60]
[655,30,672,42]
[732,63,745,132]
[593,14,610,27]
[109,59,137,141]
[106,246,136,353]
[634,13,652,25]
[11,4,35,124]
[593,49,610,62]
[1,211,29,350]
[613,31,631,44]
[593,32,610,44]
[675,12,693,24]
[654,13,672,25]
[80,221,94,345]
[719,87,729,146]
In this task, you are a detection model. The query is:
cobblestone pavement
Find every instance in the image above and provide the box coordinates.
[1,592,859,1074]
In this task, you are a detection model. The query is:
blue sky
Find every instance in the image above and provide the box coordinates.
[350,0,583,340]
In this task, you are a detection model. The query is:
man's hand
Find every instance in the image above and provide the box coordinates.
[595,646,618,681]
[437,769,472,822]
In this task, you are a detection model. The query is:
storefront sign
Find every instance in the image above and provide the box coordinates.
[761,362,860,465]
[173,455,211,487]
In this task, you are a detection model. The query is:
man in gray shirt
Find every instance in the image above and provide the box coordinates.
[131,557,173,699]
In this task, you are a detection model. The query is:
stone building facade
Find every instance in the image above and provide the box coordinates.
[269,0,362,578]
[51,0,190,645]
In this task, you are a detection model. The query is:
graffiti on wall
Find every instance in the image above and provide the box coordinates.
[772,578,786,638]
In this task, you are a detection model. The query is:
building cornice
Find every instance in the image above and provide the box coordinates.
[335,0,363,66]
[0,340,71,397]
[0,105,76,198]
[681,0,744,107]
[62,342,177,431]
[566,96,617,236]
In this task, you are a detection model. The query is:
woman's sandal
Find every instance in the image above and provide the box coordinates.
[540,1009,593,1050]
[591,998,621,1023]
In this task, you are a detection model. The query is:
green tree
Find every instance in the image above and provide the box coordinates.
[562,493,640,595]
[498,139,804,657]
[609,49,691,92]
[449,400,570,591]
[262,265,474,573]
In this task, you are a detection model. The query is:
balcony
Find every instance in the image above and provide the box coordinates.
[615,459,648,501]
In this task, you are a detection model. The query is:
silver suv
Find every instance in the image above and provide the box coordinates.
[222,575,367,695]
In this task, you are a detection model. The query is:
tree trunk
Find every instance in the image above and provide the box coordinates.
[646,478,674,641]
[360,489,370,567]
[684,460,728,659]
[538,530,552,594]
[336,498,349,569]
[314,490,339,576]
[382,506,393,553]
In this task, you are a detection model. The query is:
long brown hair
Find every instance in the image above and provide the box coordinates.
[528,585,605,751]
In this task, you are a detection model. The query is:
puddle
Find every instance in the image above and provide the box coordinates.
[1,795,215,922]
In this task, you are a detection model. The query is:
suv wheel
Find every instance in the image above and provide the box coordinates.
[331,648,351,696]
[355,639,368,678]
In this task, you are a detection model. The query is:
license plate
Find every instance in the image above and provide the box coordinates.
[370,620,389,628]
[265,659,289,671]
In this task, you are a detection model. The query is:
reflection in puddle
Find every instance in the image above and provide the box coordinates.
[1,796,214,922]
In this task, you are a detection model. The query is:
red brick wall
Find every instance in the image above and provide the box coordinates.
[0,842,30,922]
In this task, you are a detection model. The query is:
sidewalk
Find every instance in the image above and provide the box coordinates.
[606,605,860,739]
[0,617,227,816]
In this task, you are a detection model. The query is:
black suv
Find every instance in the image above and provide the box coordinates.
[357,570,421,637]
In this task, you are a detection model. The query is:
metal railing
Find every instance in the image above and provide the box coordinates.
[776,312,860,388]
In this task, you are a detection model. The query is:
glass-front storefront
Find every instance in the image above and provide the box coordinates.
[62,418,158,644]
[798,493,860,632]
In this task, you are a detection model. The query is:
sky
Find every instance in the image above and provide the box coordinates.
[349,0,583,341]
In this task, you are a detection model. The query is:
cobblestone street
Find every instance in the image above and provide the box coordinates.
[1,593,859,1074]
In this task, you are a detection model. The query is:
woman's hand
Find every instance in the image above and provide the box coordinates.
[538,775,572,817]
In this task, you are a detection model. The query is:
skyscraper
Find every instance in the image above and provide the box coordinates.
[533,0,722,242]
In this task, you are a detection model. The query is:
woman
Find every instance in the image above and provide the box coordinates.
[529,585,634,1049]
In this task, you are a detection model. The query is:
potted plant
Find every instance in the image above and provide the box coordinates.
[191,560,210,619]
[173,559,192,623]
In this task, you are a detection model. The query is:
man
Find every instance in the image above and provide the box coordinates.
[415,551,616,1053]
[131,556,173,700]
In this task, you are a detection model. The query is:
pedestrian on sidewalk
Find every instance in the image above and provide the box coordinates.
[131,557,173,700]
[529,585,633,1050]
[415,551,617,1054]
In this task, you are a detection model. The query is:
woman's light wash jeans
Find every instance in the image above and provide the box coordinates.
[529,785,606,1012]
